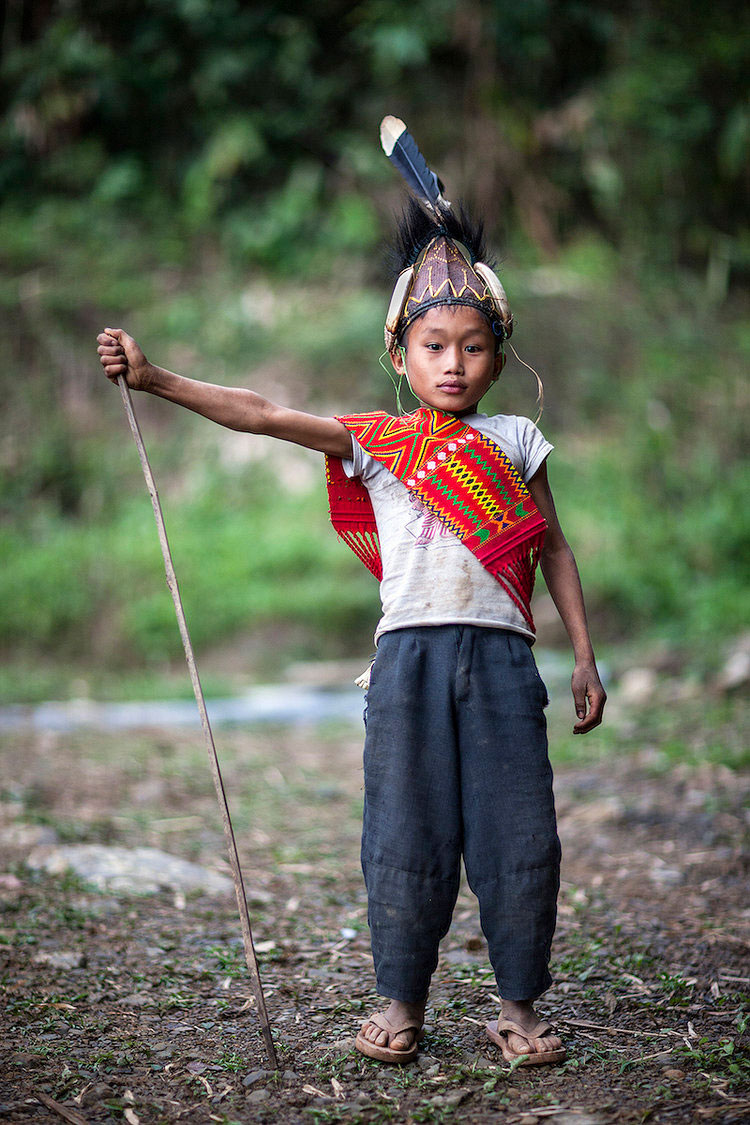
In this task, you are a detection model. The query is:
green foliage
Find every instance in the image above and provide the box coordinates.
[2,2,747,268]
[1,1,748,696]
[1,208,748,691]
[674,1010,750,1091]
[0,460,377,667]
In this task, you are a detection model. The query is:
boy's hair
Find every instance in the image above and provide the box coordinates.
[389,197,491,279]
[384,198,513,353]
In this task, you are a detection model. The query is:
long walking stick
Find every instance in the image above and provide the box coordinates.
[115,374,278,1070]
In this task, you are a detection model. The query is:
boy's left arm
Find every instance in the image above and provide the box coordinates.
[527,462,607,733]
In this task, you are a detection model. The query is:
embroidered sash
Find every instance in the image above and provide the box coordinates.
[325,409,546,631]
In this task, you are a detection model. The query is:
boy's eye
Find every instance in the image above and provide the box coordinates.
[425,343,442,351]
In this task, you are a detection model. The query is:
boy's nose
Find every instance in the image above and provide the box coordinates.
[445,347,463,371]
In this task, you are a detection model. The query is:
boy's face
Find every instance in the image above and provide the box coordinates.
[392,306,505,416]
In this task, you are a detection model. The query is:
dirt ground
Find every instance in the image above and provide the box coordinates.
[1,691,748,1124]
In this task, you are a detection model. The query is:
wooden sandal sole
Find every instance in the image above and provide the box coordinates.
[486,1020,566,1066]
[355,1025,424,1065]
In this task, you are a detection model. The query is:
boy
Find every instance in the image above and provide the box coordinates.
[97,197,605,1069]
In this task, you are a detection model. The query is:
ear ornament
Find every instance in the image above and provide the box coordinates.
[384,267,415,351]
[474,262,513,339]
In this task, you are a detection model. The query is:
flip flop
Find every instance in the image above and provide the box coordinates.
[355,1011,424,1064]
[486,1016,567,1066]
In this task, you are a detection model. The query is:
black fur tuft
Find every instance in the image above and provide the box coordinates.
[387,197,495,276]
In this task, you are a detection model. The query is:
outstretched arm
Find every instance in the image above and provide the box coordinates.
[97,328,353,459]
[527,462,606,733]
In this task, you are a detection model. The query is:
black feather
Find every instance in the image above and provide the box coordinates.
[387,197,494,277]
[386,126,443,206]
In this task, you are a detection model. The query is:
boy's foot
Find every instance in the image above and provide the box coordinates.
[356,999,425,1064]
[486,999,566,1066]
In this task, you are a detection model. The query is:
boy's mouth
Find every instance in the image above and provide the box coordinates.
[437,381,466,393]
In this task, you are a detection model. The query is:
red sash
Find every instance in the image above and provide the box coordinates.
[325,409,546,631]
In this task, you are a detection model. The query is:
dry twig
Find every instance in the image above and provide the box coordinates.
[562,1017,682,1038]
[33,1092,90,1125]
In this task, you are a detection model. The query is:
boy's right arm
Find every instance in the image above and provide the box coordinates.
[97,328,353,459]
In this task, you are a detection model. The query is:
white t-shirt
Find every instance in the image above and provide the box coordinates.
[343,413,553,642]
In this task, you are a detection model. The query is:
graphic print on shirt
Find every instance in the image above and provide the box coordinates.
[405,492,454,549]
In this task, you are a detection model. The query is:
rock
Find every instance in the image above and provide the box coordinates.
[328,1036,356,1053]
[0,823,59,848]
[32,950,86,969]
[649,861,683,886]
[563,797,623,827]
[0,872,24,895]
[663,1068,685,1079]
[246,1088,270,1104]
[443,1088,471,1107]
[10,1053,39,1066]
[715,635,750,694]
[416,1054,440,1070]
[152,1043,174,1058]
[117,993,151,1008]
[27,844,232,896]
[242,1070,270,1087]
[618,667,658,706]
[442,948,483,964]
[79,1083,114,1106]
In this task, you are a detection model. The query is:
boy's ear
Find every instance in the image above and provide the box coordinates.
[391,346,406,375]
[492,349,506,379]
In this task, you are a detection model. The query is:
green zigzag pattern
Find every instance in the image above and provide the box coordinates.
[463,445,519,507]
[436,461,511,518]
[422,480,486,532]
[349,412,464,477]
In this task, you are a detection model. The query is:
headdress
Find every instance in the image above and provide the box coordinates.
[381,116,513,352]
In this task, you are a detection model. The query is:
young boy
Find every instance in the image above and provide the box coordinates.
[97,198,605,1069]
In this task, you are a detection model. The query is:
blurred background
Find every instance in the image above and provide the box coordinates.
[1,0,748,707]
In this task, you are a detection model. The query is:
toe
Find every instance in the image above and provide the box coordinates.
[506,1031,562,1056]
[533,1034,563,1053]
[390,1029,416,1052]
[363,1022,395,1048]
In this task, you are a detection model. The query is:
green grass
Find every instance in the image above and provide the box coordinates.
[0,459,379,701]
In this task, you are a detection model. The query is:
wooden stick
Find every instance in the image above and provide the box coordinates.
[33,1092,90,1125]
[116,376,278,1070]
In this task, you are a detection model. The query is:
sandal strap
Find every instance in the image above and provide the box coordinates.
[495,1017,555,1040]
[367,1012,422,1038]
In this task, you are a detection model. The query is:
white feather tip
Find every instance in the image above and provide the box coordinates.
[380,115,406,156]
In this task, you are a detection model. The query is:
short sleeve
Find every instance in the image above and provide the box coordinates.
[341,437,375,481]
[517,417,553,482]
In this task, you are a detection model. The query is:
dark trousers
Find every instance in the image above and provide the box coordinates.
[361,625,561,1004]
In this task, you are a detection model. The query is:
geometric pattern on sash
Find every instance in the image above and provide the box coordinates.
[325,409,547,630]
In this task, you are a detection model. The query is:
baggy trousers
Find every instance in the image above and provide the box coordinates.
[361,625,561,1004]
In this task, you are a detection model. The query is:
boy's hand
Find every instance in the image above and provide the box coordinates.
[571,662,606,733]
[97,327,154,390]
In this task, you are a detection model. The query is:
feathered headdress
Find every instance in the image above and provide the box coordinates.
[380,115,513,352]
